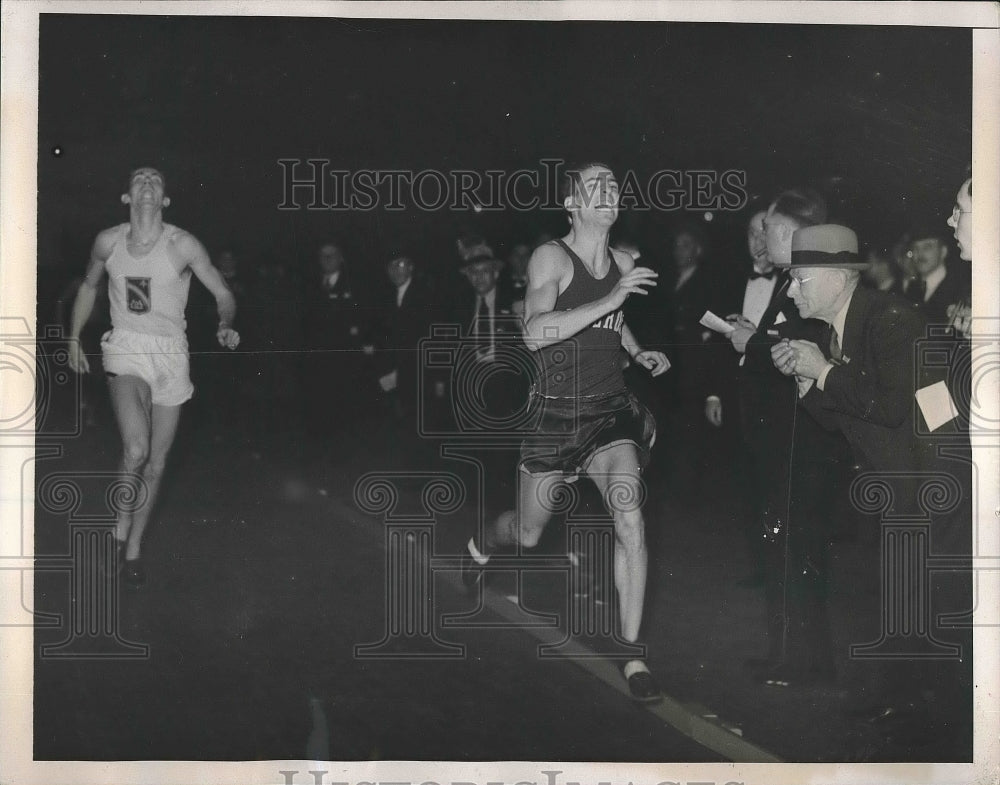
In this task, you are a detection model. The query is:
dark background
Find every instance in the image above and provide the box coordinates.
[37,14,971,304]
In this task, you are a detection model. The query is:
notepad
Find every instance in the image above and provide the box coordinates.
[915,380,958,432]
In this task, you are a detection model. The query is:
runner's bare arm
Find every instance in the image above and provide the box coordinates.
[68,228,115,373]
[523,244,657,351]
[178,232,240,349]
[614,249,669,376]
[622,321,670,376]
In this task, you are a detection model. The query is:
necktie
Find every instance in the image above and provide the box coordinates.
[906,278,927,304]
[749,270,777,281]
[829,325,843,362]
[473,297,493,358]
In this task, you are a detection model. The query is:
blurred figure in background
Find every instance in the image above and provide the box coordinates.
[505,241,532,316]
[860,245,901,292]
[904,223,970,325]
[373,252,437,440]
[661,222,720,499]
[303,240,375,440]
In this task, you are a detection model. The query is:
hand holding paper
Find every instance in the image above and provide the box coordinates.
[700,311,736,335]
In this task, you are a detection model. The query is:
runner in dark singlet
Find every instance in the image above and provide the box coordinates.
[462,162,671,702]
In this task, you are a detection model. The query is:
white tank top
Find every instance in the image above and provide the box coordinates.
[106,223,191,337]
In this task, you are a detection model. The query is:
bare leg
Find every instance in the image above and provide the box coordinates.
[107,376,153,545]
[586,444,648,643]
[484,471,561,552]
[125,403,182,559]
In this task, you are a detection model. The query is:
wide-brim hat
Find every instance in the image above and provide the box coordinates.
[790,224,868,270]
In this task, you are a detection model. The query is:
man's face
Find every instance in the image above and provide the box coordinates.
[747,210,771,271]
[124,168,168,209]
[672,232,702,271]
[566,165,619,226]
[463,260,500,297]
[386,257,413,288]
[319,244,345,275]
[762,206,796,268]
[788,267,844,321]
[946,179,972,262]
[910,237,947,278]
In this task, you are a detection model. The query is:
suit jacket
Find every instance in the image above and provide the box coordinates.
[667,263,721,405]
[799,286,962,476]
[444,286,530,422]
[705,269,785,409]
[739,273,846,466]
[374,277,438,387]
[449,287,519,342]
[304,272,368,351]
[920,263,971,326]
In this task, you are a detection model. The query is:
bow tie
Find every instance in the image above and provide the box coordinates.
[749,270,777,281]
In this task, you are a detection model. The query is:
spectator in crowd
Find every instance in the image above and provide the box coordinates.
[904,223,970,324]
[729,188,852,687]
[303,240,374,433]
[703,208,783,585]
[445,250,527,510]
[373,252,437,430]
[860,245,901,292]
[772,223,972,757]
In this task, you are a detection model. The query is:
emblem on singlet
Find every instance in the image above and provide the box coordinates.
[125,277,152,314]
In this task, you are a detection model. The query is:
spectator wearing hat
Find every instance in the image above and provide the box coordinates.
[730,189,852,689]
[905,224,970,325]
[772,224,972,757]
[442,251,529,509]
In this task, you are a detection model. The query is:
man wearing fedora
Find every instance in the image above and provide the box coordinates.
[772,224,973,758]
[729,189,852,689]
[446,250,529,509]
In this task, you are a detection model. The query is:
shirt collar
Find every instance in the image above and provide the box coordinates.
[396,278,412,305]
[832,287,855,342]
[923,263,947,300]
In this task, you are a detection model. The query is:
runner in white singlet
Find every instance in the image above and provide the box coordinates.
[67,167,240,587]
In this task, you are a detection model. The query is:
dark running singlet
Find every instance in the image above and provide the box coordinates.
[535,240,627,399]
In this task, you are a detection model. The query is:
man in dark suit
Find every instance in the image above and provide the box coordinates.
[662,223,721,496]
[726,189,853,688]
[444,252,529,510]
[374,252,437,427]
[703,209,785,581]
[904,224,971,325]
[773,224,972,758]
[304,241,373,429]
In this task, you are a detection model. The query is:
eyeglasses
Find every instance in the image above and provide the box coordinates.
[789,276,814,287]
[951,205,972,221]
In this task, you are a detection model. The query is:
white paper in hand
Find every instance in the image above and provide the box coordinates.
[915,380,958,432]
[700,311,735,334]
[378,370,398,393]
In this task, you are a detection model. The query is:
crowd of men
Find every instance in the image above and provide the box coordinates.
[63,163,975,760]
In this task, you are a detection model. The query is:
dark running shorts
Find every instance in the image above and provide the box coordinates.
[519,390,656,480]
